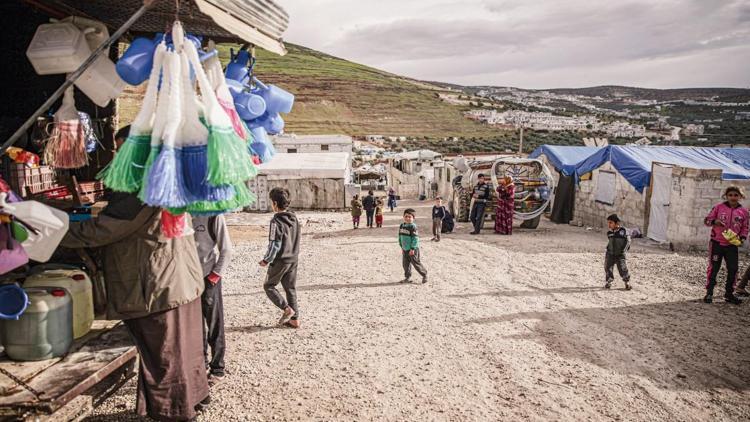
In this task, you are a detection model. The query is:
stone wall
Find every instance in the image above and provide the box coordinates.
[666,167,750,251]
[573,162,648,231]
[387,165,420,199]
[248,176,346,211]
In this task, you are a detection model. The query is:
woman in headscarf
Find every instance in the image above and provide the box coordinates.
[61,192,209,421]
[495,176,515,235]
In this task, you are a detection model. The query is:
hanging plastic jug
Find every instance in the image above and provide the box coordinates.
[249,126,275,163]
[116,34,162,85]
[257,112,285,135]
[0,193,69,263]
[253,78,294,114]
[235,92,267,121]
[225,48,251,83]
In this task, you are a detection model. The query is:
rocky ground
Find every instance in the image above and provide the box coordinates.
[87,200,750,421]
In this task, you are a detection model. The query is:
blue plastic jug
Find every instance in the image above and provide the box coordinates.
[116,35,160,85]
[0,284,29,320]
[254,78,294,114]
[258,112,285,135]
[249,126,275,163]
[225,48,251,83]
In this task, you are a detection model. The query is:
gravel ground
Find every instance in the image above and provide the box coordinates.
[87,201,750,421]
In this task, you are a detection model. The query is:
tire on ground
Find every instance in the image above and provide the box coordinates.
[520,215,541,229]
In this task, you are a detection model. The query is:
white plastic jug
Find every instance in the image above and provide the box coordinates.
[26,22,91,75]
[24,269,93,339]
[67,18,125,107]
[0,193,69,262]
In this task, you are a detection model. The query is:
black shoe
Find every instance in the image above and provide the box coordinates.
[725,295,742,305]
[399,278,412,283]
[470,232,479,235]
[195,395,211,412]
[703,294,713,304]
[422,276,428,284]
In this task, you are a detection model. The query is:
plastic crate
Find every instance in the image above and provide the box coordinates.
[76,181,105,204]
[8,163,56,197]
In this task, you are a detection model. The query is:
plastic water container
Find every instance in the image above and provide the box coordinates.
[254,81,294,114]
[74,54,126,107]
[0,288,73,361]
[0,284,29,320]
[26,22,91,75]
[24,269,93,339]
[0,193,70,263]
[249,126,275,163]
[235,92,267,121]
[116,36,158,85]
[258,113,285,135]
[225,48,251,83]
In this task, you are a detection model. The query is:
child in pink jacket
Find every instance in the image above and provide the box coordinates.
[703,186,749,304]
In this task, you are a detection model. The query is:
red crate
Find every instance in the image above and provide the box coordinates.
[8,163,56,197]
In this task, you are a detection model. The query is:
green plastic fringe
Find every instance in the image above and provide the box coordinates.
[206,126,258,186]
[98,134,151,192]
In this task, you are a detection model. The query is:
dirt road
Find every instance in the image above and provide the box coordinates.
[89,201,750,421]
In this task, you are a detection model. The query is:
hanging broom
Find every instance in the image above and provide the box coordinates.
[143,44,192,208]
[99,43,167,192]
[44,86,88,169]
[185,41,257,186]
[176,42,233,202]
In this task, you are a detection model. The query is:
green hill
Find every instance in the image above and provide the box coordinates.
[220,43,499,138]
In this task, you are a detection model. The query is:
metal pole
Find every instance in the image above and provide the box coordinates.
[0,0,157,156]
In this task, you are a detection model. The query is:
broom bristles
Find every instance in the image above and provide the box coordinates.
[207,126,258,186]
[138,145,162,202]
[181,145,235,202]
[144,147,193,208]
[98,134,152,192]
[184,182,256,214]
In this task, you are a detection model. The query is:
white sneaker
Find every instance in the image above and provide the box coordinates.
[278,307,296,325]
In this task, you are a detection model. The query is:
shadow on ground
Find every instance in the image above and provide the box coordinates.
[468,299,750,391]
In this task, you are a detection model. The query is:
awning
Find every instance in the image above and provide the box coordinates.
[24,0,288,54]
[529,145,603,178]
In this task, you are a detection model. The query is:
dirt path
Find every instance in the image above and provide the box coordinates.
[88,201,750,421]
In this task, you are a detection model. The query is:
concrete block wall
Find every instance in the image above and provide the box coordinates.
[573,162,648,231]
[266,178,346,210]
[666,167,750,251]
[387,165,421,199]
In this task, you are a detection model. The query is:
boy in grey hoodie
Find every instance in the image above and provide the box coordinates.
[193,214,232,383]
[259,187,301,328]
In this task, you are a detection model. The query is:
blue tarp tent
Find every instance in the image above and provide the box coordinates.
[528,145,602,179]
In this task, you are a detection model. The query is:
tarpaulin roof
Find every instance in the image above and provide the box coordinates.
[528,145,602,177]
[533,145,750,193]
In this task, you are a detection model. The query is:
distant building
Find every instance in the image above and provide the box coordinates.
[273,134,353,154]
[682,124,705,136]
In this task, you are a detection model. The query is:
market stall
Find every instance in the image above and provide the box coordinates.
[0,0,293,419]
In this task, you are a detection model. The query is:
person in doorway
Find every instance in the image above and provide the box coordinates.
[387,188,397,212]
[260,187,301,328]
[60,193,209,421]
[604,214,631,290]
[375,197,385,228]
[495,176,515,235]
[193,214,232,385]
[469,174,492,234]
[362,190,376,228]
[431,197,447,242]
[350,194,363,229]
[704,186,748,304]
[398,208,428,284]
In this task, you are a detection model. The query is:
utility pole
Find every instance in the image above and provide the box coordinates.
[518,126,524,155]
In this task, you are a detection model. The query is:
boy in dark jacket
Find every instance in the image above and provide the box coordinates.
[399,208,428,284]
[605,214,631,290]
[259,188,301,328]
[431,197,447,241]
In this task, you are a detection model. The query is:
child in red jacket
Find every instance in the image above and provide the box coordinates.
[703,186,749,304]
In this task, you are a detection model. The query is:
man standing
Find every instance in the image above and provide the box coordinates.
[193,215,232,385]
[469,174,492,235]
[362,190,376,228]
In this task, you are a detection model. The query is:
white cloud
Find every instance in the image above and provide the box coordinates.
[279,0,750,88]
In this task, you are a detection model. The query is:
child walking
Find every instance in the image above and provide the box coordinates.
[431,197,447,241]
[399,208,428,284]
[375,197,384,228]
[703,186,748,305]
[351,194,362,229]
[605,214,631,290]
[259,188,301,328]
[193,214,232,384]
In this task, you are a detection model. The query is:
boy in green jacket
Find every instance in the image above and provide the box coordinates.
[399,208,428,284]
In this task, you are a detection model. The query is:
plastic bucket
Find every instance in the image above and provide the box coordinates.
[116,36,157,85]
[0,284,29,320]
[258,113,285,135]
[235,92,267,121]
[249,126,275,163]
[256,83,294,114]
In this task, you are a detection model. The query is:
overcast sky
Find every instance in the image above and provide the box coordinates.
[280,0,750,89]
